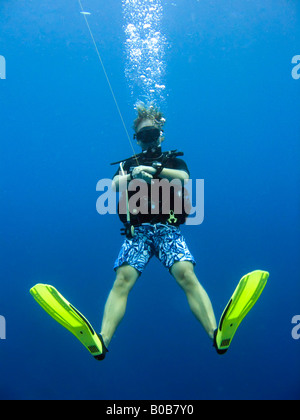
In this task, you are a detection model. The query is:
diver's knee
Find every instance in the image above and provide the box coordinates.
[113,265,138,294]
[172,263,197,291]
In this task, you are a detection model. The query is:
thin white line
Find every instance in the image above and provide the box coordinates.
[78,0,139,163]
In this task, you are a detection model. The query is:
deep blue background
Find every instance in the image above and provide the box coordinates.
[0,0,299,400]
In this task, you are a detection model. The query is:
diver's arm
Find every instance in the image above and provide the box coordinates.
[158,168,189,182]
[142,166,189,182]
[112,166,154,191]
[112,166,189,191]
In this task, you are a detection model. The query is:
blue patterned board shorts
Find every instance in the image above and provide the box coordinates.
[114,223,196,274]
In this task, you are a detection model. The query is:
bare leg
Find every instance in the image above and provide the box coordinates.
[100,264,140,347]
[170,261,217,340]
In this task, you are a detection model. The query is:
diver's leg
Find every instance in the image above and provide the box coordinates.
[100,264,140,347]
[170,261,217,340]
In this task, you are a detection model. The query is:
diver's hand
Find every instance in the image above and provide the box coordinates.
[134,165,156,175]
[131,167,154,184]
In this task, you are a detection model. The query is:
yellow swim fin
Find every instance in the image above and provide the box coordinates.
[214,270,269,354]
[30,284,107,360]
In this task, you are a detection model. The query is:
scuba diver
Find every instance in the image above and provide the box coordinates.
[30,105,269,360]
[99,104,217,357]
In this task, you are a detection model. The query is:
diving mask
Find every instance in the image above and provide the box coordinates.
[134,126,161,144]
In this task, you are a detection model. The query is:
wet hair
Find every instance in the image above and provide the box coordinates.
[133,102,166,132]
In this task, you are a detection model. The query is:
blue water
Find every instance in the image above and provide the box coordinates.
[1,0,299,400]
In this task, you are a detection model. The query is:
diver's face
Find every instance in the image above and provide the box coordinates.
[136,119,161,149]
